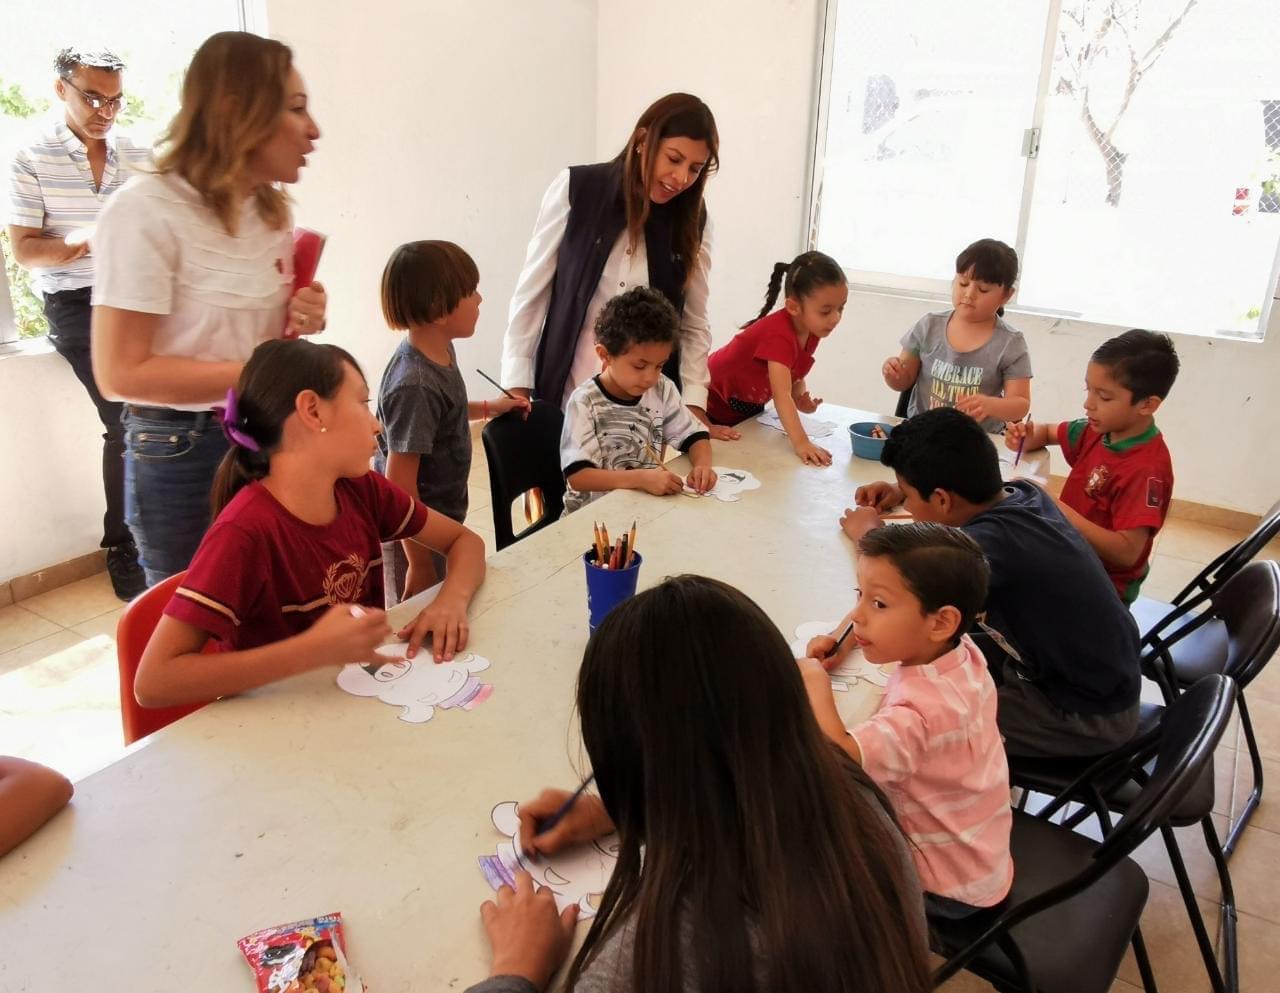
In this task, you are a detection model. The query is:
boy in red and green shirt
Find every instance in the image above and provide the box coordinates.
[1007,329,1180,603]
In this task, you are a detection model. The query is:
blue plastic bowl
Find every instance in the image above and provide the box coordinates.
[849,421,894,461]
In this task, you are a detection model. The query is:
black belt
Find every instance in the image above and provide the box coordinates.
[124,405,216,424]
[44,286,93,301]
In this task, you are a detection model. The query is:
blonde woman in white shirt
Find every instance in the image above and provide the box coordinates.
[92,32,327,585]
[500,93,739,441]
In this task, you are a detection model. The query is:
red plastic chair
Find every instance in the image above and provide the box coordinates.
[115,570,213,745]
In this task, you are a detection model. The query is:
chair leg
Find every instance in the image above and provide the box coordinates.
[1202,817,1240,993]
[995,932,1036,993]
[1130,925,1160,993]
[1161,824,1229,993]
[1224,693,1264,858]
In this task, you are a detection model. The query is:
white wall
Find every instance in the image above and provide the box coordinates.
[1,0,598,583]
[0,347,107,580]
[266,0,598,407]
[596,0,824,353]
[595,0,1280,516]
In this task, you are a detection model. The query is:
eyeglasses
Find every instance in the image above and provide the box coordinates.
[62,77,126,114]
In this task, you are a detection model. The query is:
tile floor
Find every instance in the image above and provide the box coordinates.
[1,448,1276,992]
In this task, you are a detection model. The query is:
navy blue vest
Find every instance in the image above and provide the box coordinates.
[533,160,696,403]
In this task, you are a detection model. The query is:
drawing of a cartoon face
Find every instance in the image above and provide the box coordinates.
[484,801,620,916]
[682,466,761,503]
[337,645,491,723]
[368,659,411,682]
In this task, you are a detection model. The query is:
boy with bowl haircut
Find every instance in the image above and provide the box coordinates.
[842,407,1142,758]
[1007,329,1179,603]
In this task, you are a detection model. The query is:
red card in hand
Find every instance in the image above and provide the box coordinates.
[283,227,326,337]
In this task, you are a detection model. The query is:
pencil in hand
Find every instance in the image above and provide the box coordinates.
[826,621,855,660]
[535,773,596,837]
[476,369,517,400]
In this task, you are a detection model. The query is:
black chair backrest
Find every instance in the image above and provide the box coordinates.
[1170,497,1280,606]
[1212,559,1280,689]
[1095,674,1235,865]
[480,400,566,551]
[1144,559,1280,691]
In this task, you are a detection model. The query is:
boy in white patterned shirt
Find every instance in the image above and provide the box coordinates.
[560,287,716,515]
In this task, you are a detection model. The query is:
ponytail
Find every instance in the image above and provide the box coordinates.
[207,338,363,519]
[742,251,847,328]
[744,262,790,327]
[210,446,271,519]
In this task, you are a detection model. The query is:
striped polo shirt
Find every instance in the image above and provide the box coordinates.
[6,120,152,295]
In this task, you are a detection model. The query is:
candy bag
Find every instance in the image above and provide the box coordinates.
[237,912,364,993]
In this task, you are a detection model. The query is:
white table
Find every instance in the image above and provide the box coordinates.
[0,404,1037,991]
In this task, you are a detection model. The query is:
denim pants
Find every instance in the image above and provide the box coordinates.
[43,287,131,548]
[122,407,229,586]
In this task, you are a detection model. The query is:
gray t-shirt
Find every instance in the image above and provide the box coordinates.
[375,340,471,522]
[901,311,1032,432]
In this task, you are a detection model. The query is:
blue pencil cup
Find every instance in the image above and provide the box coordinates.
[584,550,643,633]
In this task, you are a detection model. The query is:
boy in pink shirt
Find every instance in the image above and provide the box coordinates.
[799,522,1013,915]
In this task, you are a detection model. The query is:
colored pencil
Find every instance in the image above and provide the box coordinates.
[536,773,596,836]
[826,621,855,659]
[625,521,637,566]
[1013,418,1028,467]
[476,369,517,400]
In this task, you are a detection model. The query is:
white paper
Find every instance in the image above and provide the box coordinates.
[478,800,620,917]
[681,467,762,502]
[756,406,837,439]
[336,644,493,724]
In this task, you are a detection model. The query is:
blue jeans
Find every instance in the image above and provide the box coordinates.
[122,408,229,586]
[44,287,130,548]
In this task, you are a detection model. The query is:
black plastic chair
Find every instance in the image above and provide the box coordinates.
[1131,497,1280,709]
[1009,679,1240,993]
[1009,563,1279,993]
[932,674,1236,993]
[480,400,566,551]
[1143,558,1280,855]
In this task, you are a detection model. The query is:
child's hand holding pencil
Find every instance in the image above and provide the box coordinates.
[515,786,615,857]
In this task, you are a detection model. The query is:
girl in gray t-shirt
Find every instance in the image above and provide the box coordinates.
[881,239,1032,432]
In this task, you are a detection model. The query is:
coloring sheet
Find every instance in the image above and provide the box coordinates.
[681,467,762,502]
[756,407,837,439]
[997,449,1049,486]
[336,643,493,724]
[789,620,895,693]
[477,800,620,917]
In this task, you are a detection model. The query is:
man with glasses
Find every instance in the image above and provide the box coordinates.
[7,48,151,599]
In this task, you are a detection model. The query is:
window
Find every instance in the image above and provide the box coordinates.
[811,0,1280,339]
[0,2,249,343]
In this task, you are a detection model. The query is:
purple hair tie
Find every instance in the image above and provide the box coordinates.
[214,388,261,452]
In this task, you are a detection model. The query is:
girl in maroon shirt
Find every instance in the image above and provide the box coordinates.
[135,339,487,710]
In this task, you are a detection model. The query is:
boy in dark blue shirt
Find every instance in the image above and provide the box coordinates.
[842,407,1141,757]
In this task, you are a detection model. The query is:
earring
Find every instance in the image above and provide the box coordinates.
[320,426,327,433]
